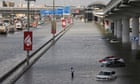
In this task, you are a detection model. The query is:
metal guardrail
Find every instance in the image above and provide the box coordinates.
[0,23,73,84]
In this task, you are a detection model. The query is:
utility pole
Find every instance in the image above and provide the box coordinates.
[26,0,30,65]
[51,0,56,39]
[24,0,35,65]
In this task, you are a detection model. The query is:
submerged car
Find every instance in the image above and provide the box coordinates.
[99,56,124,63]
[96,70,117,80]
[101,59,125,67]
[110,39,120,43]
[99,56,115,63]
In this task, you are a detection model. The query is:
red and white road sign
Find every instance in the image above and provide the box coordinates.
[67,17,71,24]
[62,19,66,28]
[24,31,32,51]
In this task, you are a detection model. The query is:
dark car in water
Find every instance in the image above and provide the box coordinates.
[101,60,125,67]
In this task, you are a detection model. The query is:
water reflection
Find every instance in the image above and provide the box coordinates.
[130,50,137,62]
[23,67,33,84]
[0,34,8,37]
[15,21,140,84]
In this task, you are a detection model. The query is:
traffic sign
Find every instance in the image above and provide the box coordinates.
[24,31,32,51]
[63,6,70,15]
[67,16,72,24]
[131,36,139,41]
[40,6,70,16]
[62,19,66,28]
[55,8,63,15]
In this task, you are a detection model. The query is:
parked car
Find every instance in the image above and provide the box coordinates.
[96,70,117,80]
[0,23,8,34]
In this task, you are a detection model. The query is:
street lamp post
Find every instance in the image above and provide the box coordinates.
[26,0,30,65]
[27,0,30,31]
[53,0,55,16]
[24,0,35,65]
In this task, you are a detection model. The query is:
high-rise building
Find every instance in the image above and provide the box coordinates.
[2,1,15,7]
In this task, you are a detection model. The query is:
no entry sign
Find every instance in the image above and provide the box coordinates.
[24,31,32,51]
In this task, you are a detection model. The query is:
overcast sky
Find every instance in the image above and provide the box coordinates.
[7,0,111,7]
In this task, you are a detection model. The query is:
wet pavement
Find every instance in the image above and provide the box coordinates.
[0,22,64,81]
[16,20,140,84]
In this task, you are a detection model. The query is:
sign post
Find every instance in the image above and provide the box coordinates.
[51,20,56,35]
[24,0,35,65]
[24,31,32,65]
[52,0,56,39]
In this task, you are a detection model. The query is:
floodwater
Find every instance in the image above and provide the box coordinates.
[16,21,140,84]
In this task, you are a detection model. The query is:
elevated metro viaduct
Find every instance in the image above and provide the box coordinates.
[0,6,65,14]
[0,6,76,17]
[95,0,140,50]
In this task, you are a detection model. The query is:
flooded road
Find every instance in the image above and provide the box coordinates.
[16,21,140,84]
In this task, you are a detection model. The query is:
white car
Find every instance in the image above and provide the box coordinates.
[0,23,8,34]
[96,70,117,80]
[4,22,16,33]
[15,22,22,30]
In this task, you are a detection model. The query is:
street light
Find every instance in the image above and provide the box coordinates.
[53,0,55,19]
[25,0,35,65]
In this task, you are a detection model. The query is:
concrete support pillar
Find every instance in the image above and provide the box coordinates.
[122,17,130,43]
[114,20,117,37]
[131,16,139,50]
[116,19,122,40]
